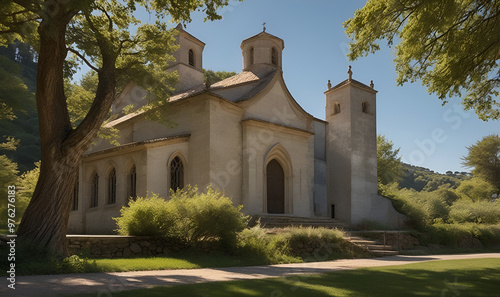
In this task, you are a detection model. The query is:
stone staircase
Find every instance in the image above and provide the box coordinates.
[252,215,348,230]
[344,234,399,257]
[250,215,399,257]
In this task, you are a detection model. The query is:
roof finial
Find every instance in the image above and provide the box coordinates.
[327,80,332,89]
[370,80,374,89]
[263,22,266,32]
[348,65,353,81]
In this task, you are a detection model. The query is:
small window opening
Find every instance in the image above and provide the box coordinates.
[128,165,137,201]
[90,172,99,208]
[249,47,254,65]
[362,102,369,113]
[271,47,278,66]
[188,49,195,67]
[333,102,341,115]
[107,168,116,204]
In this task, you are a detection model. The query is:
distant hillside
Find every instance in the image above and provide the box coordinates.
[398,163,470,191]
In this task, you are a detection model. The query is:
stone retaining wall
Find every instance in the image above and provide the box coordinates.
[67,235,189,258]
[354,232,420,250]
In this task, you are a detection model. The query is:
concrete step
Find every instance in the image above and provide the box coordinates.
[253,215,348,229]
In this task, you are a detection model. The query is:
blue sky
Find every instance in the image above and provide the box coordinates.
[80,0,500,174]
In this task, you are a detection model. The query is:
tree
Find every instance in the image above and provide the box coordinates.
[203,69,236,85]
[377,134,403,185]
[456,177,497,202]
[0,0,238,256]
[462,134,500,192]
[344,0,500,121]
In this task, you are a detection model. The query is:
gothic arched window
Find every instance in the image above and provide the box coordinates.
[188,49,195,67]
[128,165,137,201]
[107,168,116,204]
[271,47,278,66]
[170,156,184,191]
[90,172,99,208]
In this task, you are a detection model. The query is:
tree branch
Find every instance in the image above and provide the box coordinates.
[67,47,99,72]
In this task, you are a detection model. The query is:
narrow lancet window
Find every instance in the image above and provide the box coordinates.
[170,157,184,191]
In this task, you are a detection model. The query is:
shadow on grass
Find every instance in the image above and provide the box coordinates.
[66,258,500,297]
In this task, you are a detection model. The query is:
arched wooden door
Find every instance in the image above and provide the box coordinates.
[267,159,285,214]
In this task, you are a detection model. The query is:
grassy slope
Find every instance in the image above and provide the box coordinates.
[70,258,500,297]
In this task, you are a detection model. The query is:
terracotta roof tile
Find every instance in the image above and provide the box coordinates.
[210,71,260,88]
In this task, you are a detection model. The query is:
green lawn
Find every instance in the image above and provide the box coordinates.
[92,252,288,273]
[11,251,295,276]
[69,258,500,297]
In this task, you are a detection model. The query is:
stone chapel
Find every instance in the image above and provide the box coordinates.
[67,25,405,234]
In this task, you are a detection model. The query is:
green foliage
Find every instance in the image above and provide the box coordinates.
[456,177,497,202]
[203,69,237,85]
[0,155,18,225]
[115,186,249,250]
[345,0,500,120]
[449,199,500,224]
[168,186,249,250]
[399,163,469,192]
[0,47,39,172]
[284,226,344,244]
[377,134,403,186]
[391,188,450,229]
[0,55,32,120]
[237,225,299,264]
[462,134,500,191]
[0,241,99,276]
[423,223,500,247]
[16,161,39,220]
[434,188,459,206]
[114,193,177,236]
[65,72,99,126]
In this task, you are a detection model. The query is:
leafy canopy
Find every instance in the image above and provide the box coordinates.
[345,0,500,120]
[0,0,239,120]
[462,134,500,192]
[377,134,403,185]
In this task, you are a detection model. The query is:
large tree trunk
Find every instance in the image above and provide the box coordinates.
[17,7,116,257]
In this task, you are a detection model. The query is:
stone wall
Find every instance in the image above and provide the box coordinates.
[368,232,420,250]
[67,235,189,258]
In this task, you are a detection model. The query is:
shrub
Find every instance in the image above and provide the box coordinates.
[114,193,177,236]
[435,188,459,206]
[424,223,500,247]
[237,224,298,264]
[169,186,249,250]
[389,188,450,228]
[449,199,500,224]
[114,186,249,251]
[281,227,370,260]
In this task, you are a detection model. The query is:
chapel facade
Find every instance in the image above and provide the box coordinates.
[67,25,405,234]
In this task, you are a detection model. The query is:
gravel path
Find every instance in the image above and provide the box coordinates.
[2,253,499,297]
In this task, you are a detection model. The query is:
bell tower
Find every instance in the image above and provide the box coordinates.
[325,66,378,225]
[168,24,205,92]
[240,27,284,73]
